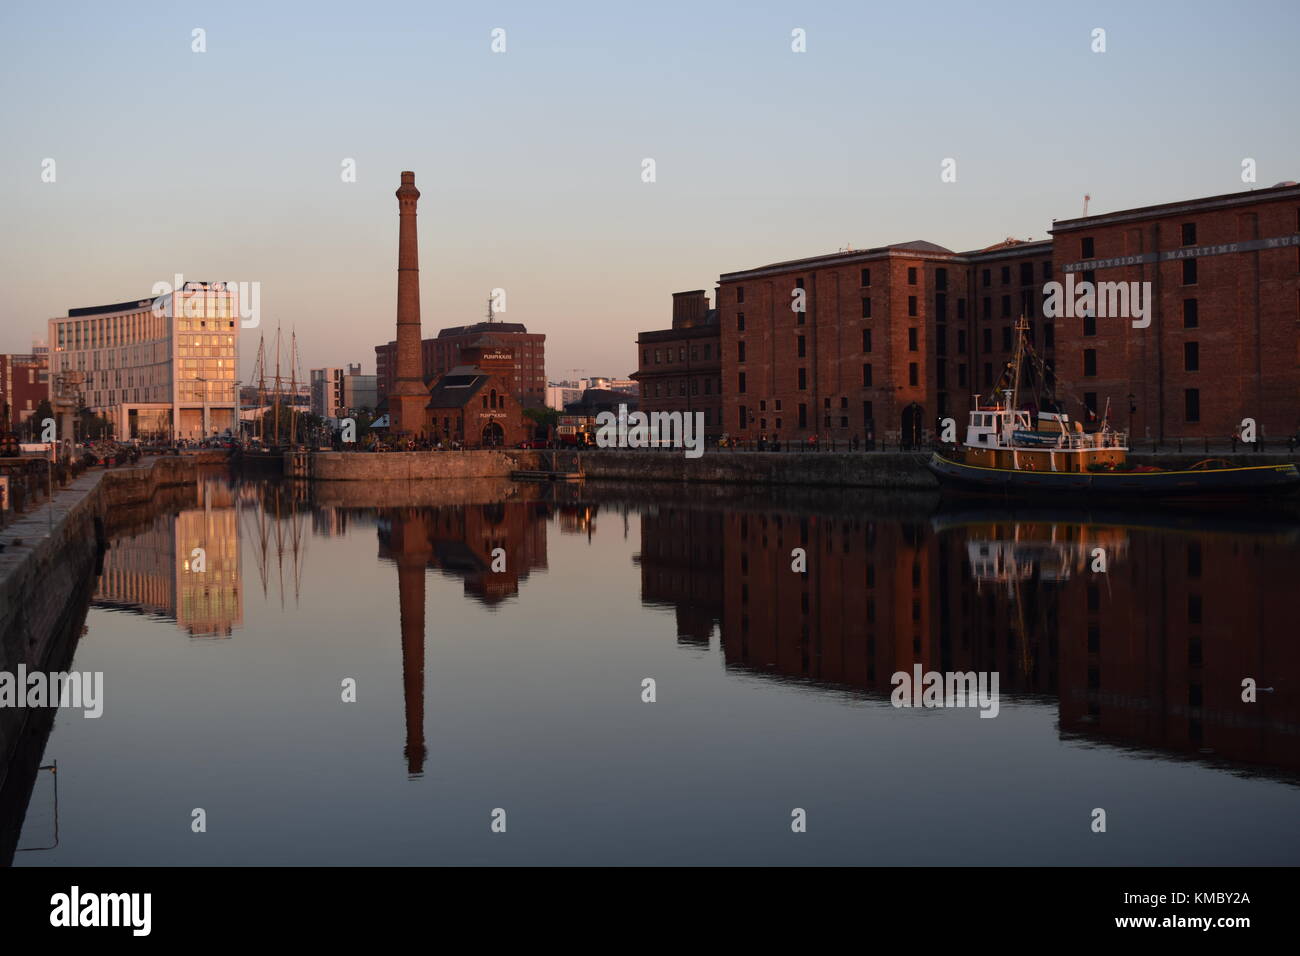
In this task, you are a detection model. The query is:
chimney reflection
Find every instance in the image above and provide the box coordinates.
[377,501,550,776]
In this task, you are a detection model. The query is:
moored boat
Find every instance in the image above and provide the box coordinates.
[927,318,1300,499]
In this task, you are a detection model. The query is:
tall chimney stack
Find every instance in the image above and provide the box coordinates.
[390,171,427,436]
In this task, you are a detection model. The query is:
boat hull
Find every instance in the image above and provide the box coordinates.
[927,453,1300,498]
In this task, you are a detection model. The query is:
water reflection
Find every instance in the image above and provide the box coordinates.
[636,500,1300,778]
[10,476,1299,865]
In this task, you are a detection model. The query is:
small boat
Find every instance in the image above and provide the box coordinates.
[927,317,1300,499]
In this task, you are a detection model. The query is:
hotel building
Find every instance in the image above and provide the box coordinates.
[49,282,240,440]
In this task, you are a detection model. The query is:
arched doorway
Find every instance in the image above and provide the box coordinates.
[482,421,505,447]
[901,403,924,449]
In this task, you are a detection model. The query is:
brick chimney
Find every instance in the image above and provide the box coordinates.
[390,171,427,435]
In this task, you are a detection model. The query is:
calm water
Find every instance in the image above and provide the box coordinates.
[10,473,1300,865]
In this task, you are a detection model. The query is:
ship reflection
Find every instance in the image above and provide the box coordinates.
[636,502,1300,780]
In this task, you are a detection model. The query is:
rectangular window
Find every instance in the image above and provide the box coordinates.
[862,328,872,352]
[739,405,747,429]
[1000,266,1011,284]
[936,268,947,290]
[862,364,872,387]
[983,363,993,387]
[1084,392,1097,416]
[1081,237,1095,258]
[1184,341,1199,372]
[736,287,745,304]
[1083,349,1097,377]
[1183,298,1198,328]
[1001,295,1011,318]
[1042,260,1052,281]
[737,312,745,331]
[956,329,966,354]
[957,363,968,387]
[738,341,745,363]
[908,328,918,351]
[1002,327,1012,351]
[1185,388,1200,423]
[908,266,918,285]
[797,335,805,358]
[1044,322,1054,349]
[1181,222,1196,246]
[861,297,872,318]
[982,328,992,353]
[908,363,918,386]
[908,296,918,317]
[982,269,991,287]
[1020,262,1033,285]
[983,297,992,320]
[798,403,807,427]
[798,367,807,390]
[1083,314,1096,336]
[1183,258,1198,285]
[738,371,746,393]
[860,268,871,286]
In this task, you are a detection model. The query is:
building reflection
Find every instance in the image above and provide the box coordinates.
[94,478,243,637]
[635,503,1300,778]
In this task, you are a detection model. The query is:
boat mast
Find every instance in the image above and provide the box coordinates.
[1009,315,1029,411]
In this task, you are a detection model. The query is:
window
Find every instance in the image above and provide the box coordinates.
[908,296,917,317]
[957,298,966,320]
[1084,392,1097,416]
[736,287,745,304]
[981,269,991,287]
[1184,341,1199,372]
[1044,322,1054,349]
[982,328,992,352]
[982,297,992,320]
[795,277,805,289]
[936,268,947,290]
[862,363,872,387]
[1000,266,1011,284]
[738,341,746,363]
[1083,314,1096,336]
[908,363,918,386]
[862,328,872,352]
[798,403,807,427]
[739,405,747,428]
[1001,295,1011,318]
[738,372,746,393]
[1183,258,1197,285]
[957,363,967,387]
[737,312,745,331]
[1181,222,1196,246]
[983,363,993,387]
[1042,260,1052,281]
[1083,349,1097,376]
[863,401,873,425]
[956,329,966,354]
[908,328,918,351]
[908,267,917,285]
[1081,237,1095,258]
[1185,388,1200,423]
[935,293,947,322]
[840,396,848,408]
[1183,298,1198,328]
[1002,326,1012,351]
[797,335,805,357]
[654,349,661,364]
[823,397,831,409]
[860,268,871,286]
[798,367,807,390]
[1020,262,1033,285]
[665,348,672,363]
[861,297,872,318]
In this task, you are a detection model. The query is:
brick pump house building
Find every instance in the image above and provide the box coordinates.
[377,321,546,409]
[697,182,1300,446]
[423,337,528,447]
[631,290,723,439]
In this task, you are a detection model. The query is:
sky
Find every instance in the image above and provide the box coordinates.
[1,0,1297,382]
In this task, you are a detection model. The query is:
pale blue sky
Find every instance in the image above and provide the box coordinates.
[1,0,1296,379]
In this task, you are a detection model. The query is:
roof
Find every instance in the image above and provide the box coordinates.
[720,240,959,281]
[436,322,531,337]
[425,366,493,409]
[1049,182,1300,233]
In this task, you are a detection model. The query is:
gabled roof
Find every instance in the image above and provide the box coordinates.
[425,365,496,409]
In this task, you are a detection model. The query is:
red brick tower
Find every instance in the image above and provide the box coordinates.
[391,171,427,436]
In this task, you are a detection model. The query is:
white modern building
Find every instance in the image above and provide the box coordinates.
[49,282,240,440]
